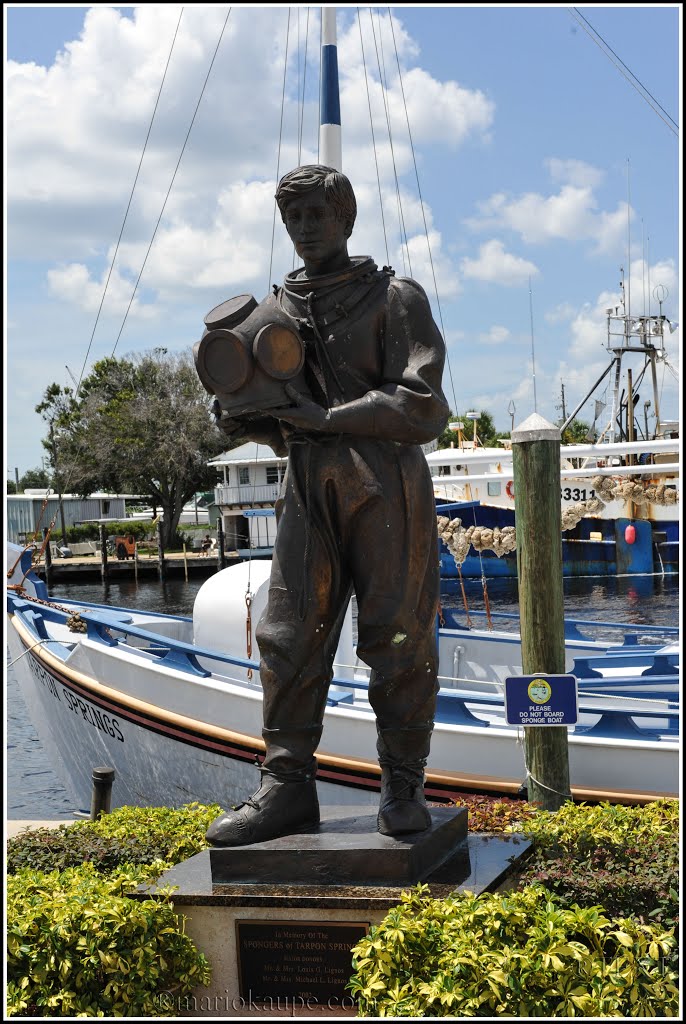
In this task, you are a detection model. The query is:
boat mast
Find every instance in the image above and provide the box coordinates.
[319,8,342,170]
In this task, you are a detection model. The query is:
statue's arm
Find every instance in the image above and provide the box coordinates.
[279,278,448,444]
[213,402,288,457]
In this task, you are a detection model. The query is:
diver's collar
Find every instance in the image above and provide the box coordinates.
[284,256,378,295]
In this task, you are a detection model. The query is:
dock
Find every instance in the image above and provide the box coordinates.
[38,550,235,583]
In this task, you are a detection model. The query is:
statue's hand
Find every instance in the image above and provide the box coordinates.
[211,399,244,438]
[271,385,329,430]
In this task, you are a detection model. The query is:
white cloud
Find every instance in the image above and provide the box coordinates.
[47,263,158,319]
[7,5,489,315]
[545,302,576,324]
[466,157,627,254]
[478,325,511,345]
[460,240,539,286]
[546,158,604,189]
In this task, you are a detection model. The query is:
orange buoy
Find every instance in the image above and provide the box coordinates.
[624,524,636,545]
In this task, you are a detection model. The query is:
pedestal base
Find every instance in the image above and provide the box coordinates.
[139,812,531,1017]
[210,805,468,885]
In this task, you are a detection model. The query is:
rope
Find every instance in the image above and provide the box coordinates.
[456,565,473,629]
[387,7,458,415]
[369,8,411,277]
[268,7,291,294]
[297,7,310,165]
[568,7,678,136]
[110,7,233,361]
[357,7,390,266]
[73,8,185,399]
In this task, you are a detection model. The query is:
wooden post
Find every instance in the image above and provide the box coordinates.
[183,542,188,582]
[134,542,138,583]
[216,518,226,570]
[156,520,166,581]
[42,527,53,588]
[90,767,115,819]
[98,524,109,583]
[511,413,571,810]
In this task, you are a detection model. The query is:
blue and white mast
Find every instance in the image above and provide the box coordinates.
[319,8,342,170]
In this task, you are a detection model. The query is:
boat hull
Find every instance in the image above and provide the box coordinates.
[7,608,678,814]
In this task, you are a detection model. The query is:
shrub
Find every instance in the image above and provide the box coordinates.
[514,799,679,969]
[7,802,222,877]
[6,804,221,1017]
[7,864,211,1017]
[348,884,678,1017]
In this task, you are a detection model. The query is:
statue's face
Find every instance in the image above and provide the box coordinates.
[282,187,350,274]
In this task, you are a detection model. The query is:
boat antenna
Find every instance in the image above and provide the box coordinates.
[319,8,342,170]
[528,276,538,412]
[626,158,632,322]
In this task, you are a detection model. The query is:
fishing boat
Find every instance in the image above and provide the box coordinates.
[6,542,679,812]
[6,8,679,816]
[432,291,680,582]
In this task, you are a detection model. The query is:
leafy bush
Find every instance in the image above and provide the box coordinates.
[7,802,222,876]
[451,793,541,834]
[6,804,221,1017]
[349,884,678,1017]
[61,521,153,544]
[7,864,211,1017]
[515,799,679,968]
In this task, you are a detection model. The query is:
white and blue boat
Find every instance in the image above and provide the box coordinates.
[7,543,679,812]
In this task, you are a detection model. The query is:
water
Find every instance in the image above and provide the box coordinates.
[6,574,679,819]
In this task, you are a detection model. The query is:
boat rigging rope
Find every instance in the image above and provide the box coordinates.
[357,7,390,266]
[387,7,458,416]
[369,8,412,278]
[17,8,228,575]
[268,7,292,294]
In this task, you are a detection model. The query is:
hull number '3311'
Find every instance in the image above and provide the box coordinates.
[561,487,596,502]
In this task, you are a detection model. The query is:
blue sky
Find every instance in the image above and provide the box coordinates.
[5,4,681,479]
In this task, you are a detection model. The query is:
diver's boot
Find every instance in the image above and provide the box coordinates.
[205,770,319,846]
[205,726,321,847]
[376,727,432,836]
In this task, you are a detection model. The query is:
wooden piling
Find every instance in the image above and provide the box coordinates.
[98,524,109,583]
[183,543,188,582]
[511,413,571,810]
[156,521,166,581]
[216,518,226,571]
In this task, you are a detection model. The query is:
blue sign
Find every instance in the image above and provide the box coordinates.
[504,674,578,726]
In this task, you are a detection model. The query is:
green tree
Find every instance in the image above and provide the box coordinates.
[561,418,592,444]
[18,468,51,491]
[37,350,227,548]
[35,384,77,544]
[437,410,504,449]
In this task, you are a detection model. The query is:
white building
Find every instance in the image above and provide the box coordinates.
[209,442,286,551]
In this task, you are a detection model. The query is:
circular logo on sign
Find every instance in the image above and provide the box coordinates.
[528,678,552,704]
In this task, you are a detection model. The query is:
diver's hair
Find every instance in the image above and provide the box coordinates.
[275,165,357,227]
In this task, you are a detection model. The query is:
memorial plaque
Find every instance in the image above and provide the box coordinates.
[236,920,368,1006]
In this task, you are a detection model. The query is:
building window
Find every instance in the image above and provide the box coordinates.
[238,467,250,485]
[102,500,110,515]
[487,482,502,496]
[266,466,281,485]
[437,465,451,477]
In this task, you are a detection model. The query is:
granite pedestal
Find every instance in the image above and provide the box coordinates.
[138,806,531,1017]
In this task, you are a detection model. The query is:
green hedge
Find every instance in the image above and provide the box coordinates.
[6,803,220,1017]
[349,798,680,1017]
[349,884,678,1017]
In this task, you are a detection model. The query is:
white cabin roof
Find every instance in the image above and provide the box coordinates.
[209,441,286,467]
